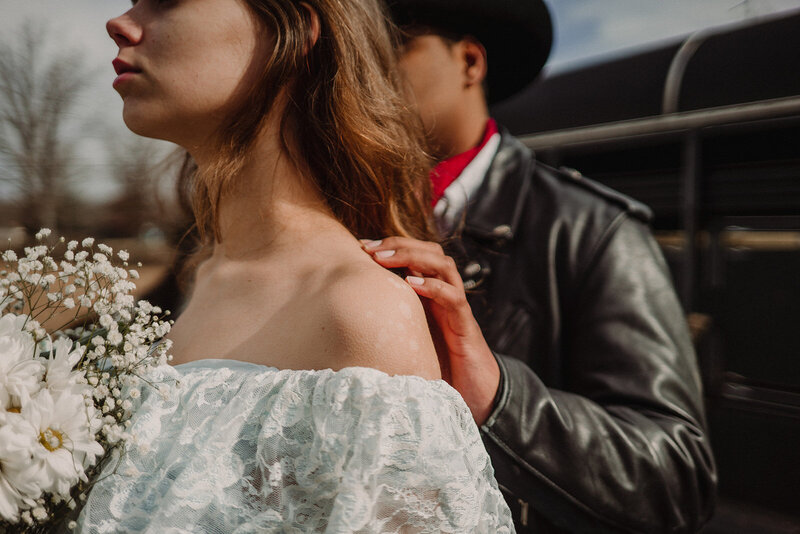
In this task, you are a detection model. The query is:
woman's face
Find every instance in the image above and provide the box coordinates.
[107,0,269,147]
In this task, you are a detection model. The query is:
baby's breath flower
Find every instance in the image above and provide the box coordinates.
[63,297,76,309]
[2,249,18,261]
[99,314,115,330]
[108,331,123,345]
[118,250,130,261]
[81,237,95,247]
[98,243,113,255]
[35,228,52,240]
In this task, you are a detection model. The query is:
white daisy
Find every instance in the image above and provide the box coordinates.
[10,388,104,498]
[0,414,41,522]
[0,314,44,412]
[41,337,85,398]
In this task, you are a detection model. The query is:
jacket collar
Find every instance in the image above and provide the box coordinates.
[462,126,535,244]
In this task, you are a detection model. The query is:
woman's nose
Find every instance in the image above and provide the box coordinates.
[107,13,142,47]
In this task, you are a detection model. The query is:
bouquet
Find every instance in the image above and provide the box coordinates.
[0,229,173,532]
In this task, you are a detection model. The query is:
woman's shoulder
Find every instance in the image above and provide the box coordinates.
[313,258,441,380]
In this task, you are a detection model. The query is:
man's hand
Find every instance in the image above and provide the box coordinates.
[361,237,500,425]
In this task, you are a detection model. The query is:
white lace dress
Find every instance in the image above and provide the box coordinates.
[75,359,515,533]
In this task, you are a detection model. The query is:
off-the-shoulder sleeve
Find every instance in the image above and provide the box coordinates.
[75,361,515,533]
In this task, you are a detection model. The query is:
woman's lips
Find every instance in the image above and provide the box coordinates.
[112,58,142,88]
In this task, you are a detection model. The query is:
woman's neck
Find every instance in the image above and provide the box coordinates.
[194,127,350,262]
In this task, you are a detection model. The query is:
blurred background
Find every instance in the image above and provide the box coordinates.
[0,0,188,299]
[1,0,798,284]
[1,0,800,532]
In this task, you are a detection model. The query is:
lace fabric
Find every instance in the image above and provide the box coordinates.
[75,360,515,533]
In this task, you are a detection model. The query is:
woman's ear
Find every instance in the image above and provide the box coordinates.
[300,2,321,54]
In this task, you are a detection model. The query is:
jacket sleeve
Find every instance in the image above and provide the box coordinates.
[479,214,717,534]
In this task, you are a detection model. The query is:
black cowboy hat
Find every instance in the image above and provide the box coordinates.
[386,0,553,104]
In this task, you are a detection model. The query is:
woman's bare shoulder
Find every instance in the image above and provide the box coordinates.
[316,260,441,380]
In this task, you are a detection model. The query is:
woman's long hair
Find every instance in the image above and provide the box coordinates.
[180,0,436,252]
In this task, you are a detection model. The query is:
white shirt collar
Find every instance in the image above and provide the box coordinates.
[433,132,501,235]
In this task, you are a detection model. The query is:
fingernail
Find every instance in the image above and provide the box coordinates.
[363,240,382,249]
[406,276,424,286]
[375,249,395,259]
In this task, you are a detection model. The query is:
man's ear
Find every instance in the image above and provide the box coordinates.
[300,2,321,54]
[460,37,488,88]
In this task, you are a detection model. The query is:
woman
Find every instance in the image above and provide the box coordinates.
[75,0,514,531]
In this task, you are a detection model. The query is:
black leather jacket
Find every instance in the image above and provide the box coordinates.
[443,129,717,533]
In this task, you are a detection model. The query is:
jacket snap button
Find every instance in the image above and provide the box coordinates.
[492,225,512,239]
[463,262,482,277]
[560,166,583,179]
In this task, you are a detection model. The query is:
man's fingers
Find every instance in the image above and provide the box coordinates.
[405,276,468,314]
[361,236,443,255]
[370,248,462,289]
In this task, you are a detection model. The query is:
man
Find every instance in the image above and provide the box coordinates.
[361,1,717,532]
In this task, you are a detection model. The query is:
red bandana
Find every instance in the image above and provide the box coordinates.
[430,119,498,206]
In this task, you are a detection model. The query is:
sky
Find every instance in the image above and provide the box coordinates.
[546,0,800,69]
[1,0,799,201]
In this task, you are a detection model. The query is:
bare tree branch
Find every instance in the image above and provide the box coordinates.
[0,21,92,231]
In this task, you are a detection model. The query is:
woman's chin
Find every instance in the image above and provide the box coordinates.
[122,107,174,142]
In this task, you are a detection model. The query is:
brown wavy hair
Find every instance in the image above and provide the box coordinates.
[179,0,436,251]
